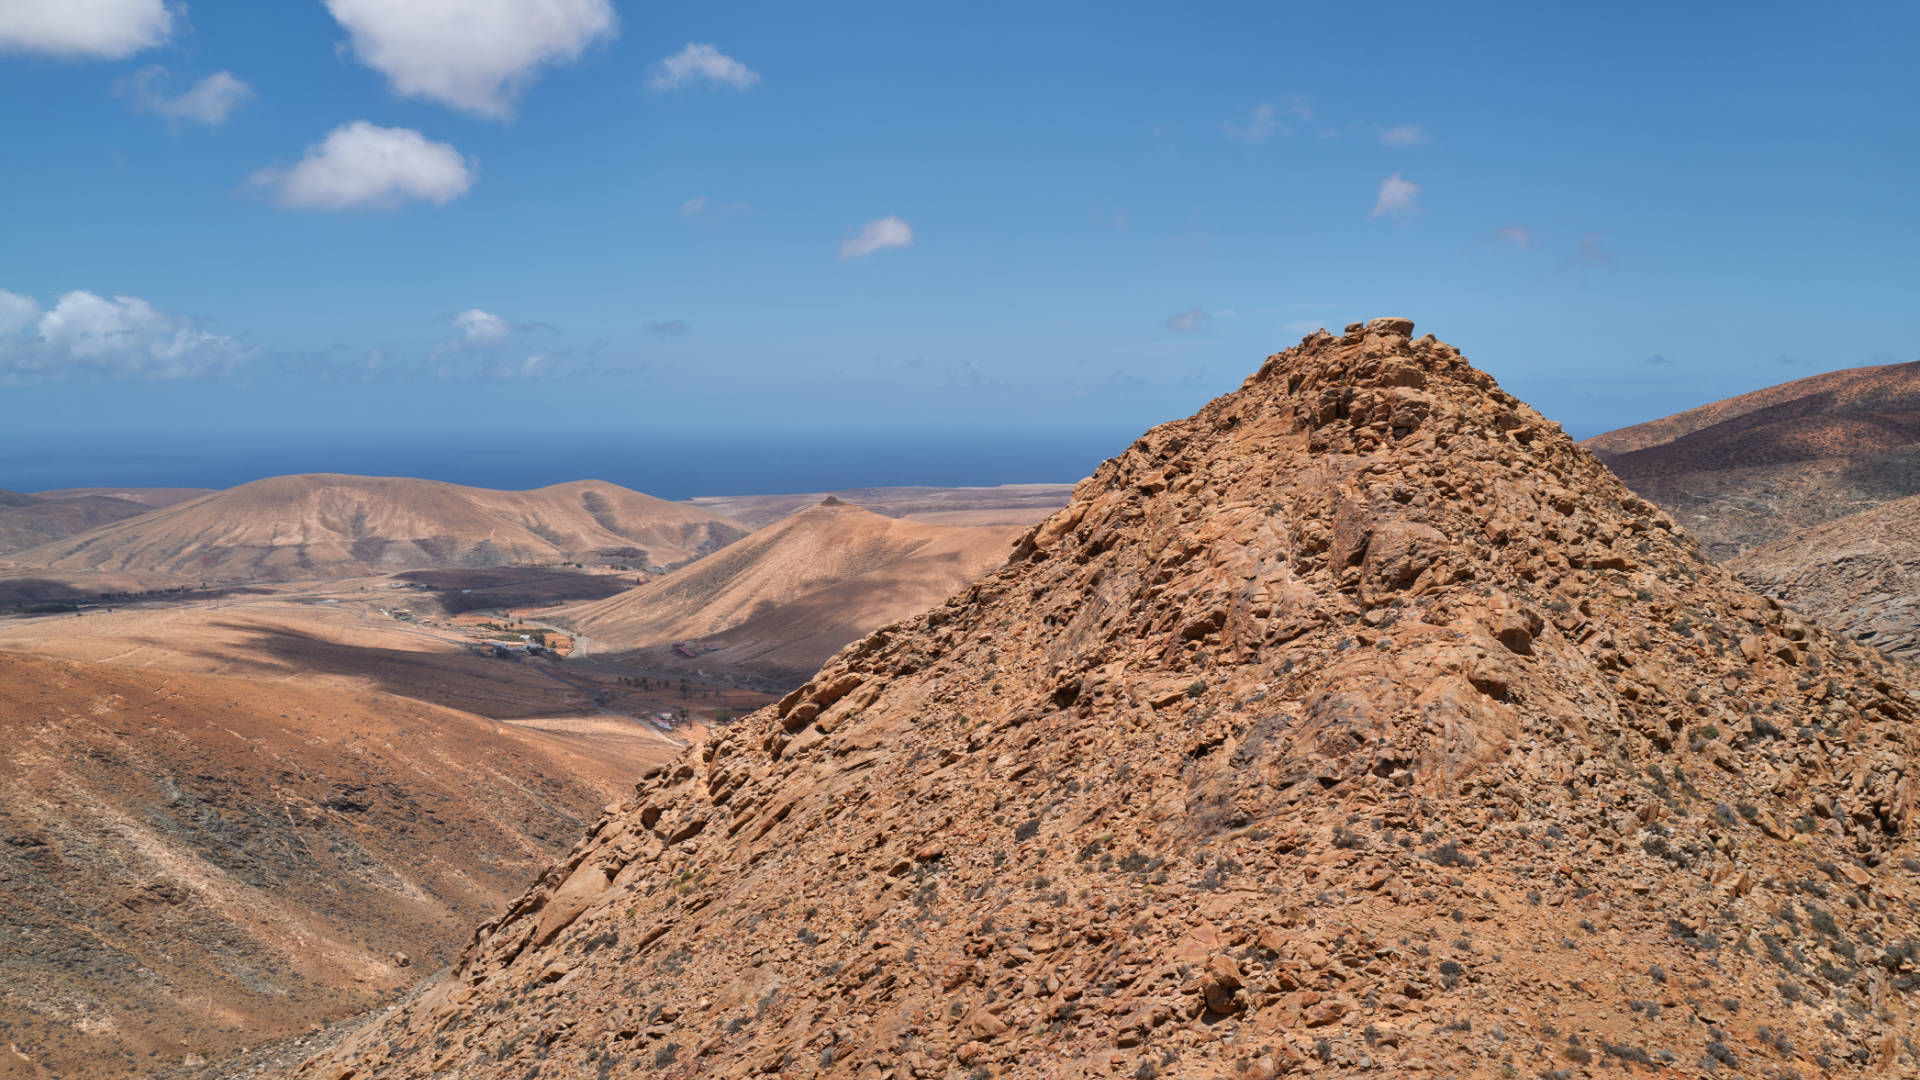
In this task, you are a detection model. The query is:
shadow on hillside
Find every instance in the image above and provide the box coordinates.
[195,620,599,721]
[0,578,271,615]
[395,567,639,615]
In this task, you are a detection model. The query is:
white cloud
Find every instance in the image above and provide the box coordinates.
[681,195,751,219]
[480,353,551,378]
[251,122,474,211]
[1225,97,1313,141]
[126,68,255,128]
[840,216,913,259]
[323,0,617,119]
[1379,124,1428,146]
[648,43,760,91]
[1495,225,1533,248]
[0,289,248,380]
[0,0,172,59]
[1165,308,1209,332]
[452,308,510,346]
[1557,231,1613,274]
[0,290,39,337]
[1371,173,1420,217]
[1224,103,1281,143]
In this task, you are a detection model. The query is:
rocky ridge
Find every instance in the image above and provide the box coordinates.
[297,321,1920,1079]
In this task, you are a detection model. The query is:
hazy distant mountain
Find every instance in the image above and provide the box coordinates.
[5,474,747,582]
[1586,359,1920,558]
[563,499,1018,683]
[31,487,216,509]
[688,483,1075,529]
[0,490,154,555]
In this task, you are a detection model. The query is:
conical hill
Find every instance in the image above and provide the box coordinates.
[298,319,1920,1079]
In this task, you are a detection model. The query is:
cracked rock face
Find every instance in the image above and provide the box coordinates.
[295,321,1920,1079]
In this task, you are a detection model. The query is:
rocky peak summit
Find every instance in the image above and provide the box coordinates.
[299,322,1920,1079]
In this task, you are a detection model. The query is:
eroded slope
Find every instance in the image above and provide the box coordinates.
[299,321,1919,1079]
[564,502,1017,683]
[0,652,640,1080]
[1585,360,1920,559]
[7,476,746,582]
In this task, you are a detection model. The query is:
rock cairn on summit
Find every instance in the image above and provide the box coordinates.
[297,320,1920,1079]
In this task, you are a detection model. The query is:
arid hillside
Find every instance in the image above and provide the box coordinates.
[1730,493,1920,662]
[689,484,1075,529]
[563,501,1019,685]
[0,491,153,554]
[31,488,216,509]
[1585,360,1920,558]
[296,321,1920,1080]
[0,649,663,1080]
[4,475,747,582]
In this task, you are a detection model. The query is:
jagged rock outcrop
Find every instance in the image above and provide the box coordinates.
[295,321,1920,1079]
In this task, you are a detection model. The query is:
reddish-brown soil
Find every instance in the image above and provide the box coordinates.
[0,650,663,1080]
[294,321,1920,1080]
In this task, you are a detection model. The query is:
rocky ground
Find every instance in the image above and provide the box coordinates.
[1731,493,1920,662]
[288,321,1920,1079]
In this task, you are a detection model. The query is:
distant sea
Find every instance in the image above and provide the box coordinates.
[1,427,1141,499]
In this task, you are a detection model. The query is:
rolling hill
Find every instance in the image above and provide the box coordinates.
[30,487,215,509]
[1585,359,1920,558]
[0,649,652,1080]
[688,483,1075,529]
[3,474,747,583]
[296,321,1920,1079]
[0,490,155,555]
[562,499,1020,684]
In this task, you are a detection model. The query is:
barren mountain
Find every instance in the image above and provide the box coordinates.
[1730,493,1920,662]
[563,501,1018,685]
[0,492,153,555]
[296,320,1920,1080]
[5,475,747,582]
[31,487,216,509]
[0,649,663,1080]
[1584,360,1920,558]
[689,485,1076,529]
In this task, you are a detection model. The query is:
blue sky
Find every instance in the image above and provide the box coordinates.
[1,1,1915,493]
